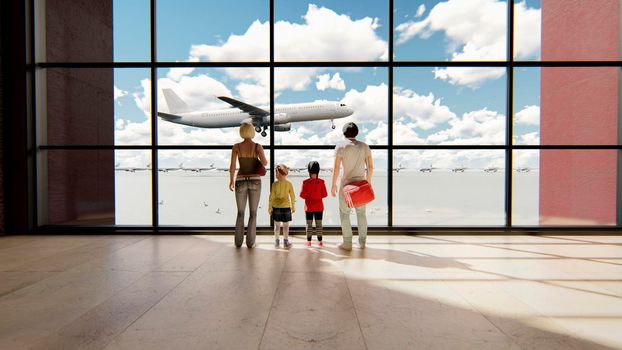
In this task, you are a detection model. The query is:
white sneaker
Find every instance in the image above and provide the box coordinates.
[359,241,366,249]
[338,243,352,251]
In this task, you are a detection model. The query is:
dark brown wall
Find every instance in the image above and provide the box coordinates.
[44,0,114,225]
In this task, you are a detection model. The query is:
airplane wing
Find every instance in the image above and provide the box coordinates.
[217,96,269,116]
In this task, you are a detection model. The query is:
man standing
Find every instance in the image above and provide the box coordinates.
[331,122,373,250]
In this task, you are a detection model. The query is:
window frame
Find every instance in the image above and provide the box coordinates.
[30,0,622,233]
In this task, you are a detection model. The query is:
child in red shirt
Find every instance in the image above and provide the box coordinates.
[300,161,328,247]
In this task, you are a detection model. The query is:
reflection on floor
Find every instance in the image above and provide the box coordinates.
[0,235,621,349]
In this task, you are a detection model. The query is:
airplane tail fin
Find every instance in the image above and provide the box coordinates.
[162,88,191,114]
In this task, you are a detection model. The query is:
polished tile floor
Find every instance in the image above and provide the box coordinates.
[0,235,621,349]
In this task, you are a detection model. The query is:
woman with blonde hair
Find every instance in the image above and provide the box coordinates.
[229,123,268,248]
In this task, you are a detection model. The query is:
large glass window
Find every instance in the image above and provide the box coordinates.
[33,0,622,230]
[393,150,505,226]
[394,67,506,145]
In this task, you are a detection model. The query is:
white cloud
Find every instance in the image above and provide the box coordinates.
[114,85,127,100]
[395,0,507,58]
[275,68,319,91]
[393,87,456,131]
[395,0,540,87]
[426,108,505,145]
[316,73,346,91]
[341,83,387,123]
[190,20,269,62]
[190,4,387,64]
[364,121,388,145]
[236,82,270,105]
[393,122,425,144]
[515,105,539,125]
[166,57,200,82]
[433,67,505,89]
[415,4,426,18]
[513,149,539,168]
[514,1,541,60]
[175,5,387,94]
[393,85,506,146]
[115,118,150,145]
[275,4,387,61]
[517,131,540,145]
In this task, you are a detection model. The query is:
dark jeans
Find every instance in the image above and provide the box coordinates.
[234,179,261,247]
[306,211,324,241]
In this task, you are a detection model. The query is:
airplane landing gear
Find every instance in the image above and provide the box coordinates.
[261,126,268,137]
[331,119,336,129]
[255,126,262,133]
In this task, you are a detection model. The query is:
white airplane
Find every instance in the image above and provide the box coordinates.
[115,162,151,172]
[419,164,437,173]
[451,165,467,173]
[393,163,406,172]
[158,89,354,137]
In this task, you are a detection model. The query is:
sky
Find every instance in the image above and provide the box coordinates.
[112,0,542,170]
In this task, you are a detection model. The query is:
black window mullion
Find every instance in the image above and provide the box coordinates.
[269,0,275,227]
[150,0,158,230]
[387,0,394,228]
[29,0,38,230]
[506,0,515,228]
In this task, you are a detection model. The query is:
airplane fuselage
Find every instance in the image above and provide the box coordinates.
[158,102,353,129]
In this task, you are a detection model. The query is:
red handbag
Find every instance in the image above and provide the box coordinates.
[342,180,375,208]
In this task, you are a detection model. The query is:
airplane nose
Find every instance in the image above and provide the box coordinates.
[345,107,354,116]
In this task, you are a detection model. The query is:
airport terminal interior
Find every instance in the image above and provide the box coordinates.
[1,0,621,349]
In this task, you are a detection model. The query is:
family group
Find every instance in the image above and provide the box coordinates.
[229,122,374,251]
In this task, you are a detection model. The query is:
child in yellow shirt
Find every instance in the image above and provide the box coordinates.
[269,164,296,248]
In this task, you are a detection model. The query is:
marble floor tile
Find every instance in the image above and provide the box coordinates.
[0,267,144,349]
[109,249,287,350]
[29,271,189,350]
[0,271,58,297]
[0,236,103,271]
[548,318,622,349]
[347,279,521,350]
[13,236,147,273]
[260,271,366,350]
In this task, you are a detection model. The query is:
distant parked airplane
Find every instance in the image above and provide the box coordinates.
[159,163,185,173]
[515,167,531,173]
[483,167,500,173]
[115,162,151,172]
[158,89,354,137]
[451,165,467,173]
[393,163,406,172]
[419,164,436,173]
[184,163,216,173]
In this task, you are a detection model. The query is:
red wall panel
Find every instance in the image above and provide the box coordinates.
[540,0,620,225]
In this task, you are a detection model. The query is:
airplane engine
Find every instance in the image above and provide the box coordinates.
[273,113,290,124]
[273,123,291,132]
